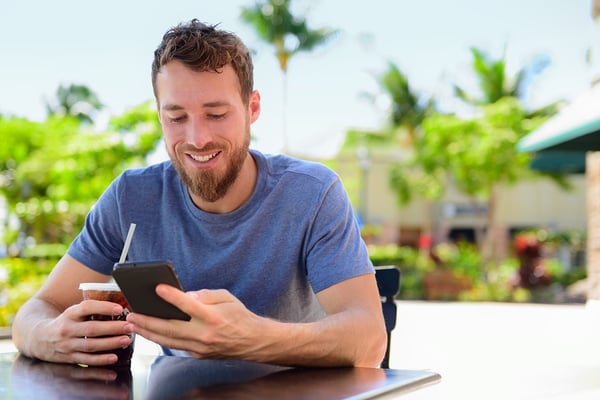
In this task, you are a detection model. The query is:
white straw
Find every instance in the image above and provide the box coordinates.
[119,223,136,264]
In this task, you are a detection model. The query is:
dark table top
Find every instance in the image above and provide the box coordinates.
[0,351,440,399]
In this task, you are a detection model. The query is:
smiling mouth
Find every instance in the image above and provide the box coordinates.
[189,151,221,162]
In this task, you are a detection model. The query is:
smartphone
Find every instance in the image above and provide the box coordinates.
[112,260,191,321]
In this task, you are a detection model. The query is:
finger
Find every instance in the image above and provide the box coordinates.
[124,308,209,354]
[77,320,130,340]
[125,311,189,339]
[187,288,235,304]
[71,350,119,367]
[154,284,212,317]
[79,333,132,352]
[72,300,124,320]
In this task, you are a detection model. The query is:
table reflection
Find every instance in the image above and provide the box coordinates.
[145,356,290,399]
[2,352,439,399]
[146,356,388,400]
[10,353,132,400]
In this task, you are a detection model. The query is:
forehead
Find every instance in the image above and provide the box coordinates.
[155,61,242,108]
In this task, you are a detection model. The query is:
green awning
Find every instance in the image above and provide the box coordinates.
[518,85,600,152]
[528,151,586,174]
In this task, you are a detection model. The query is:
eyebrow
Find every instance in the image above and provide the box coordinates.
[161,101,230,111]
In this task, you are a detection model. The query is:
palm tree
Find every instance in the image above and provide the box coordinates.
[240,0,337,153]
[45,83,104,125]
[379,63,436,246]
[451,46,560,262]
[377,62,434,146]
[454,47,559,117]
[343,62,436,238]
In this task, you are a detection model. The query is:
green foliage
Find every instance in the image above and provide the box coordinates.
[340,45,565,267]
[0,257,56,326]
[367,243,485,300]
[367,243,585,303]
[417,98,534,199]
[0,97,162,327]
[368,244,434,270]
[434,242,482,282]
[45,84,104,124]
[341,128,396,150]
[368,245,433,300]
[377,63,435,142]
[241,0,337,153]
[553,267,587,287]
[454,47,552,108]
[0,101,162,254]
[459,258,524,302]
[346,62,435,152]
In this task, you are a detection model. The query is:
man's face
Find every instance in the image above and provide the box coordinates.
[155,61,260,203]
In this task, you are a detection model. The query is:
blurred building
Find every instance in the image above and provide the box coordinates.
[332,154,585,261]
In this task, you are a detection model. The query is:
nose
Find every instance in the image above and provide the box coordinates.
[186,116,213,149]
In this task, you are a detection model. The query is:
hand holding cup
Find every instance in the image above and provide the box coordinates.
[79,282,135,367]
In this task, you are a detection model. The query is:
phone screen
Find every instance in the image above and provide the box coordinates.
[112,261,191,321]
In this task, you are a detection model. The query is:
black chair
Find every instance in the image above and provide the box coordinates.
[375,266,400,368]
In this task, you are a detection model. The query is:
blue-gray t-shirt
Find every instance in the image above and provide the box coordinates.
[68,149,373,325]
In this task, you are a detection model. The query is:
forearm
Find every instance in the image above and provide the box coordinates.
[249,310,387,367]
[12,297,61,359]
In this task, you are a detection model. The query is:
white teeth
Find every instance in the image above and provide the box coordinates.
[190,152,219,162]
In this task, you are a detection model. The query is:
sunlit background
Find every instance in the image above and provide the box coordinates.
[3,2,600,398]
[2,0,598,157]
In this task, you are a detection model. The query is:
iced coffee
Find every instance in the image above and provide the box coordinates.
[79,282,134,367]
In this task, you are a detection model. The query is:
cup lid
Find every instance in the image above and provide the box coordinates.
[79,282,121,291]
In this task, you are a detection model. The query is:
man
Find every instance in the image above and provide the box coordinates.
[12,19,386,368]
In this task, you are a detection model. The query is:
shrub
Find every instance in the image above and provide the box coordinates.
[0,257,55,326]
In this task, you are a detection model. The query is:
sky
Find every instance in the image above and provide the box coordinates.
[2,0,599,158]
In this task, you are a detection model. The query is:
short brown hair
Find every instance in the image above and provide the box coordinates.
[152,19,254,104]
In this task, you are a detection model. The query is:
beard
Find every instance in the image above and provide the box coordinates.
[169,133,250,203]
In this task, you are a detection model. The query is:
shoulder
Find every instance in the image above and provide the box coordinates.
[115,161,178,187]
[119,160,176,180]
[252,149,339,188]
[108,161,181,200]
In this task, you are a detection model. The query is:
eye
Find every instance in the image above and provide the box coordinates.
[207,113,226,120]
[168,115,187,123]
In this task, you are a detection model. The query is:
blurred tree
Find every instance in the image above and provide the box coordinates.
[44,83,104,125]
[0,100,161,327]
[241,0,337,152]
[417,99,548,262]
[0,100,161,256]
[342,62,436,238]
[340,47,564,266]
[444,47,563,262]
[358,62,435,147]
[454,47,559,117]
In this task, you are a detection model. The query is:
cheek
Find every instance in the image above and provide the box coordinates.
[223,115,248,139]
[160,118,183,141]
[160,124,183,154]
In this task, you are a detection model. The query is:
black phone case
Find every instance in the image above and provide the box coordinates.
[112,261,191,321]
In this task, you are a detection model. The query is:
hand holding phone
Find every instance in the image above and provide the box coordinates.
[112,261,191,321]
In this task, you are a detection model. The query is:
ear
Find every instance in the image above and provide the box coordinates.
[248,90,261,124]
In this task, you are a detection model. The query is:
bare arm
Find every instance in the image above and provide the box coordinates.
[125,273,387,367]
[12,254,132,365]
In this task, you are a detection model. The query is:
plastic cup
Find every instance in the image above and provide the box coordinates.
[79,282,135,367]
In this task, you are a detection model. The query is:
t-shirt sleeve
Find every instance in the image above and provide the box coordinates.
[304,175,373,293]
[67,174,127,275]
